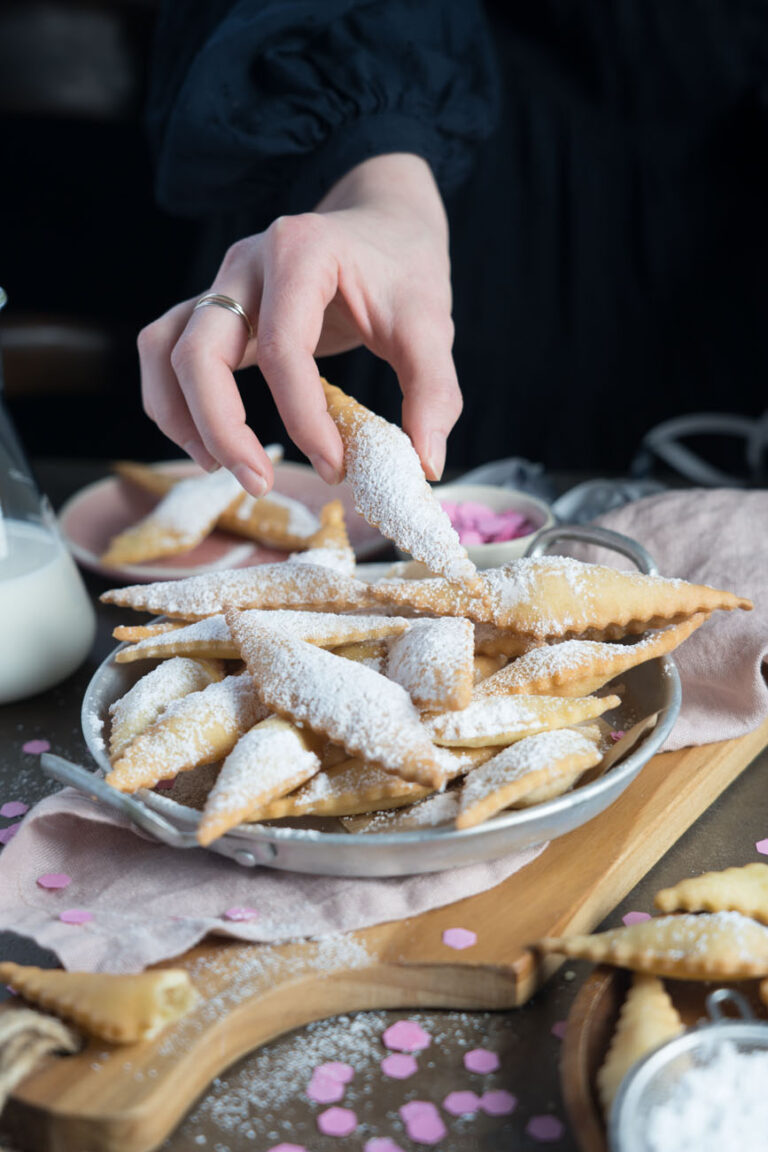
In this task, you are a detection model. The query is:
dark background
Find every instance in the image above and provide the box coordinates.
[1,0,766,477]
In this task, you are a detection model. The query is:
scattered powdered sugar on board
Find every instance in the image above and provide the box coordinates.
[645,1040,768,1152]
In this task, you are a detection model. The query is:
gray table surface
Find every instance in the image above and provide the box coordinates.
[0,459,766,1152]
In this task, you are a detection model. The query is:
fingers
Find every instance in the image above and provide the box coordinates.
[137,301,219,472]
[255,216,345,483]
[390,309,463,481]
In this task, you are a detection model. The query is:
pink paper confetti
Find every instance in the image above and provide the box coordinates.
[0,823,20,845]
[479,1090,517,1116]
[381,1053,418,1079]
[317,1107,357,1137]
[464,1048,500,1074]
[306,1073,345,1104]
[0,801,27,818]
[365,1141,406,1152]
[526,1114,565,1142]
[442,927,477,950]
[37,872,71,890]
[443,1090,481,1116]
[316,1061,354,1083]
[551,1020,567,1040]
[399,1101,447,1145]
[609,730,626,743]
[622,911,651,927]
[22,739,50,755]
[222,906,259,921]
[267,1145,307,1152]
[59,909,92,925]
[382,1020,431,1052]
[756,838,768,856]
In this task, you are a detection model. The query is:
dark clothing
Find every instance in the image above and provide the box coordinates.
[148,1,768,472]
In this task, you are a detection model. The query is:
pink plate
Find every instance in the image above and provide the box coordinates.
[58,460,387,582]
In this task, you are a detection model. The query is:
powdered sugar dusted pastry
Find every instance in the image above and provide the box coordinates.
[248,757,433,820]
[108,656,225,759]
[113,621,183,643]
[322,380,480,588]
[114,609,412,664]
[473,653,508,683]
[226,611,447,788]
[102,468,244,566]
[107,671,269,792]
[654,862,768,925]
[332,639,390,672]
[474,614,707,699]
[536,911,768,979]
[386,617,475,711]
[455,728,601,828]
[197,716,322,845]
[343,790,462,834]
[372,576,486,620]
[597,973,684,1113]
[101,562,377,618]
[219,489,320,549]
[424,692,620,747]
[0,962,199,1044]
[290,499,357,576]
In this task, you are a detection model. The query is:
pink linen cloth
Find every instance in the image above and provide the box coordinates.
[0,487,764,973]
[0,789,543,973]
[590,489,767,750]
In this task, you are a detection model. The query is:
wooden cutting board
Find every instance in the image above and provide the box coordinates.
[5,716,768,1152]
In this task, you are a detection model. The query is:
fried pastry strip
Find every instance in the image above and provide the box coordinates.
[322,379,481,589]
[536,911,768,979]
[374,556,750,636]
[114,609,412,664]
[342,791,462,834]
[0,962,198,1044]
[101,562,377,618]
[218,490,319,549]
[654,862,768,925]
[455,728,601,828]
[108,656,225,759]
[475,614,707,699]
[287,499,357,576]
[102,468,244,566]
[107,671,268,792]
[386,617,475,711]
[113,621,183,643]
[597,974,684,1113]
[226,611,446,788]
[424,692,620,747]
[197,716,322,845]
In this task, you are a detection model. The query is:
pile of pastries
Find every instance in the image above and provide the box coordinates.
[99,381,752,845]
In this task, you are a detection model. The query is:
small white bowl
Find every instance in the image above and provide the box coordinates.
[396,483,555,570]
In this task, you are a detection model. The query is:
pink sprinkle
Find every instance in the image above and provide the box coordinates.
[382,1020,431,1052]
[0,802,27,818]
[381,1053,418,1079]
[37,873,71,890]
[458,529,484,546]
[480,1090,517,1116]
[22,739,50,755]
[267,1146,307,1152]
[442,927,477,950]
[464,1048,500,1074]
[59,909,92,925]
[0,823,20,845]
[316,1061,354,1083]
[5,985,17,996]
[609,730,626,742]
[222,906,259,921]
[526,1114,565,1142]
[317,1107,357,1137]
[365,1142,406,1152]
[622,911,651,927]
[306,1073,345,1104]
[756,838,768,856]
[399,1101,447,1145]
[443,1090,481,1116]
[551,1020,568,1040]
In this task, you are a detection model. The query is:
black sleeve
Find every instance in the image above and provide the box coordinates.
[147,0,499,221]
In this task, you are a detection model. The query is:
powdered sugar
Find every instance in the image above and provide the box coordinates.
[387,618,474,711]
[289,546,356,577]
[460,729,599,810]
[425,693,617,745]
[137,468,243,547]
[108,657,222,758]
[235,491,320,538]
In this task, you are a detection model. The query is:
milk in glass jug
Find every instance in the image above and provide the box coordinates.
[0,288,96,702]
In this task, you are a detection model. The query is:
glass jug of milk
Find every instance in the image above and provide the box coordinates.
[0,288,96,702]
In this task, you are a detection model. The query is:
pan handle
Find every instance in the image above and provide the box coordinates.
[524,523,658,576]
[40,753,200,850]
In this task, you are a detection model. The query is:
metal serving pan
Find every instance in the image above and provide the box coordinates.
[45,524,681,877]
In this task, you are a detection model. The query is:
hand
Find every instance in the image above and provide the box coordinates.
[137,153,461,497]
